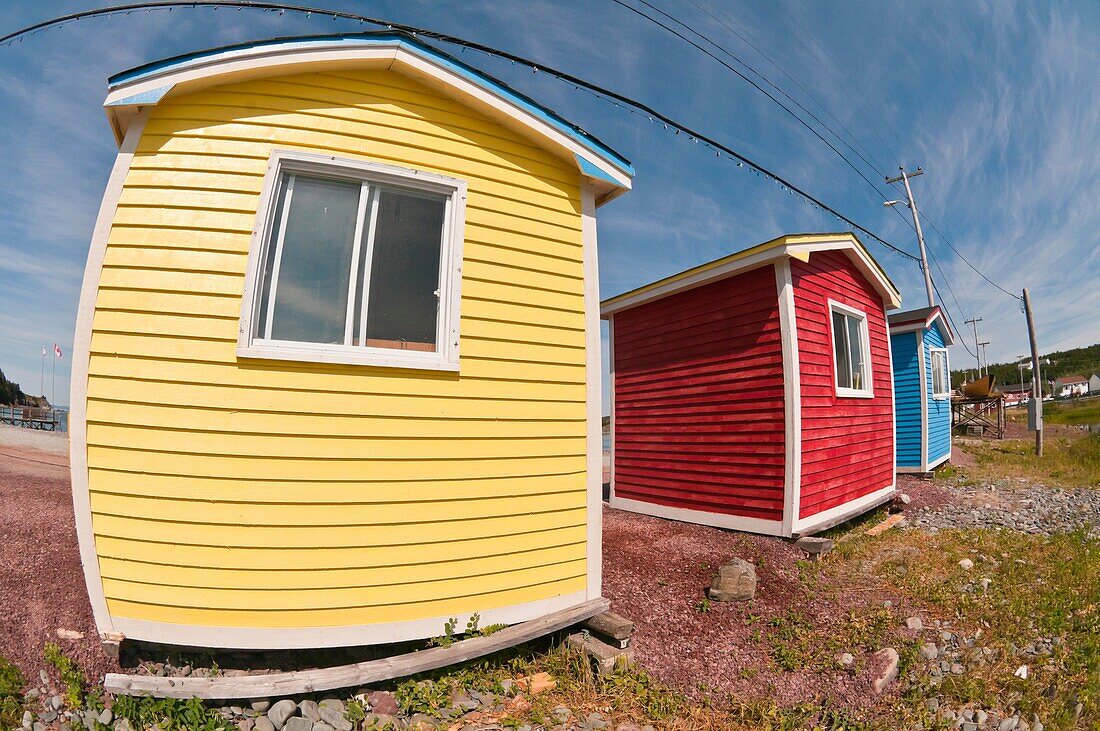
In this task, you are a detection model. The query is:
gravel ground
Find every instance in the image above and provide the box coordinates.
[0,434,120,685]
[601,506,914,711]
[911,479,1100,537]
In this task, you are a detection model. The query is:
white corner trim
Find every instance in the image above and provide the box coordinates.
[885,304,898,479]
[111,590,587,650]
[580,182,603,601]
[918,332,928,471]
[71,107,150,639]
[774,260,802,537]
[608,497,785,537]
[235,150,467,373]
[607,315,616,503]
[792,483,896,535]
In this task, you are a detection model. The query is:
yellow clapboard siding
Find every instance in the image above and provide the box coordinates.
[92,311,240,341]
[98,265,244,296]
[88,333,587,383]
[98,542,585,590]
[102,246,246,275]
[136,132,576,204]
[95,289,243,318]
[86,400,584,438]
[88,469,584,503]
[106,576,586,627]
[103,560,585,611]
[92,508,586,548]
[182,76,571,173]
[87,446,585,481]
[107,224,252,254]
[89,490,585,527]
[86,423,586,460]
[462,258,582,297]
[86,372,585,415]
[94,525,586,570]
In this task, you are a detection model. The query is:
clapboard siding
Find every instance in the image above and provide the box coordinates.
[85,68,591,629]
[613,265,786,521]
[792,251,894,518]
[891,330,923,468]
[925,324,952,463]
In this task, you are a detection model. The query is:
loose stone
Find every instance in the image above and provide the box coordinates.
[254,718,275,731]
[959,558,974,570]
[298,701,320,722]
[838,652,854,666]
[707,558,757,601]
[267,699,297,730]
[318,707,352,731]
[282,718,311,731]
[367,691,399,717]
[905,616,923,631]
[252,700,271,713]
[872,648,900,693]
[920,643,939,660]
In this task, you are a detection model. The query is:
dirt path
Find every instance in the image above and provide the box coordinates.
[0,435,119,684]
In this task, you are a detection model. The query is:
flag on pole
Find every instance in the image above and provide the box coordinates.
[54,343,62,359]
[42,345,47,357]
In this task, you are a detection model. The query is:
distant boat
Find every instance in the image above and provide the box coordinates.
[960,374,996,399]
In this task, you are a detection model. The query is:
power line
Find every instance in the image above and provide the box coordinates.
[606,0,900,215]
[0,0,921,263]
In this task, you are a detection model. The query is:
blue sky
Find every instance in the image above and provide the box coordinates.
[0,1,1096,411]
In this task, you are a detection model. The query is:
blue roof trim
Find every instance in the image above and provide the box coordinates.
[574,154,620,185]
[104,85,171,107]
[107,31,634,181]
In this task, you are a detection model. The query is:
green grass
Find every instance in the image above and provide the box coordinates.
[847,528,1100,729]
[963,432,1100,488]
[0,655,26,730]
[1042,400,1100,426]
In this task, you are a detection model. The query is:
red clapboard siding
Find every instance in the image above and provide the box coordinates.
[791,251,894,518]
[612,264,786,521]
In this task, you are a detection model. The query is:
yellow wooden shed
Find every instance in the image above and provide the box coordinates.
[70,31,632,650]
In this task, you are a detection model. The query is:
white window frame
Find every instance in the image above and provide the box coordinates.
[929,347,950,399]
[827,299,874,399]
[237,150,467,372]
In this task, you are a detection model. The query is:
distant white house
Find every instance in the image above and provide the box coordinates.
[1090,373,1100,394]
[1053,375,1089,399]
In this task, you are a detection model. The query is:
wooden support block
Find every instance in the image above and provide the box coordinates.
[582,611,634,649]
[100,632,124,661]
[566,632,633,676]
[866,513,905,537]
[103,598,609,699]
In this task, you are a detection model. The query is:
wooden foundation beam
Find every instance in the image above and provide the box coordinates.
[104,598,609,700]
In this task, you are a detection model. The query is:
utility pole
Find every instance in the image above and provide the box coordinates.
[978,342,990,378]
[1023,288,1043,456]
[964,317,983,374]
[885,167,934,307]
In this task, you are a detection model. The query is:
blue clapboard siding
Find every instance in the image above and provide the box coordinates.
[891,330,922,468]
[925,323,952,464]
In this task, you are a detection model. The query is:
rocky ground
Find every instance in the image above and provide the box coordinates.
[911,479,1100,537]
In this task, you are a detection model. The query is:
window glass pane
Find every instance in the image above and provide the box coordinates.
[267,175,361,345]
[932,351,946,394]
[254,176,290,338]
[847,315,864,390]
[365,190,446,351]
[832,311,852,389]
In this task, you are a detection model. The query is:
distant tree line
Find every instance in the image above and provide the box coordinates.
[951,342,1100,394]
[0,366,32,406]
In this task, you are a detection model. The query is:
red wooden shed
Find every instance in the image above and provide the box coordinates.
[602,233,902,536]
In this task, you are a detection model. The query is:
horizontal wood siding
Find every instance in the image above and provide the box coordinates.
[86,69,589,629]
[890,331,923,468]
[613,265,786,521]
[925,324,952,463]
[792,251,894,518]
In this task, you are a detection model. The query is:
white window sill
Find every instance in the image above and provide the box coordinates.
[236,343,460,372]
[835,387,875,399]
[932,393,951,400]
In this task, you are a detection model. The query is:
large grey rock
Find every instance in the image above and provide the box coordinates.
[318,707,352,731]
[872,647,900,693]
[318,700,344,713]
[283,719,311,731]
[254,718,275,731]
[707,558,757,602]
[267,700,297,730]
[297,701,320,723]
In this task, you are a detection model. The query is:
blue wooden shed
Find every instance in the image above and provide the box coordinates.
[889,306,955,473]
